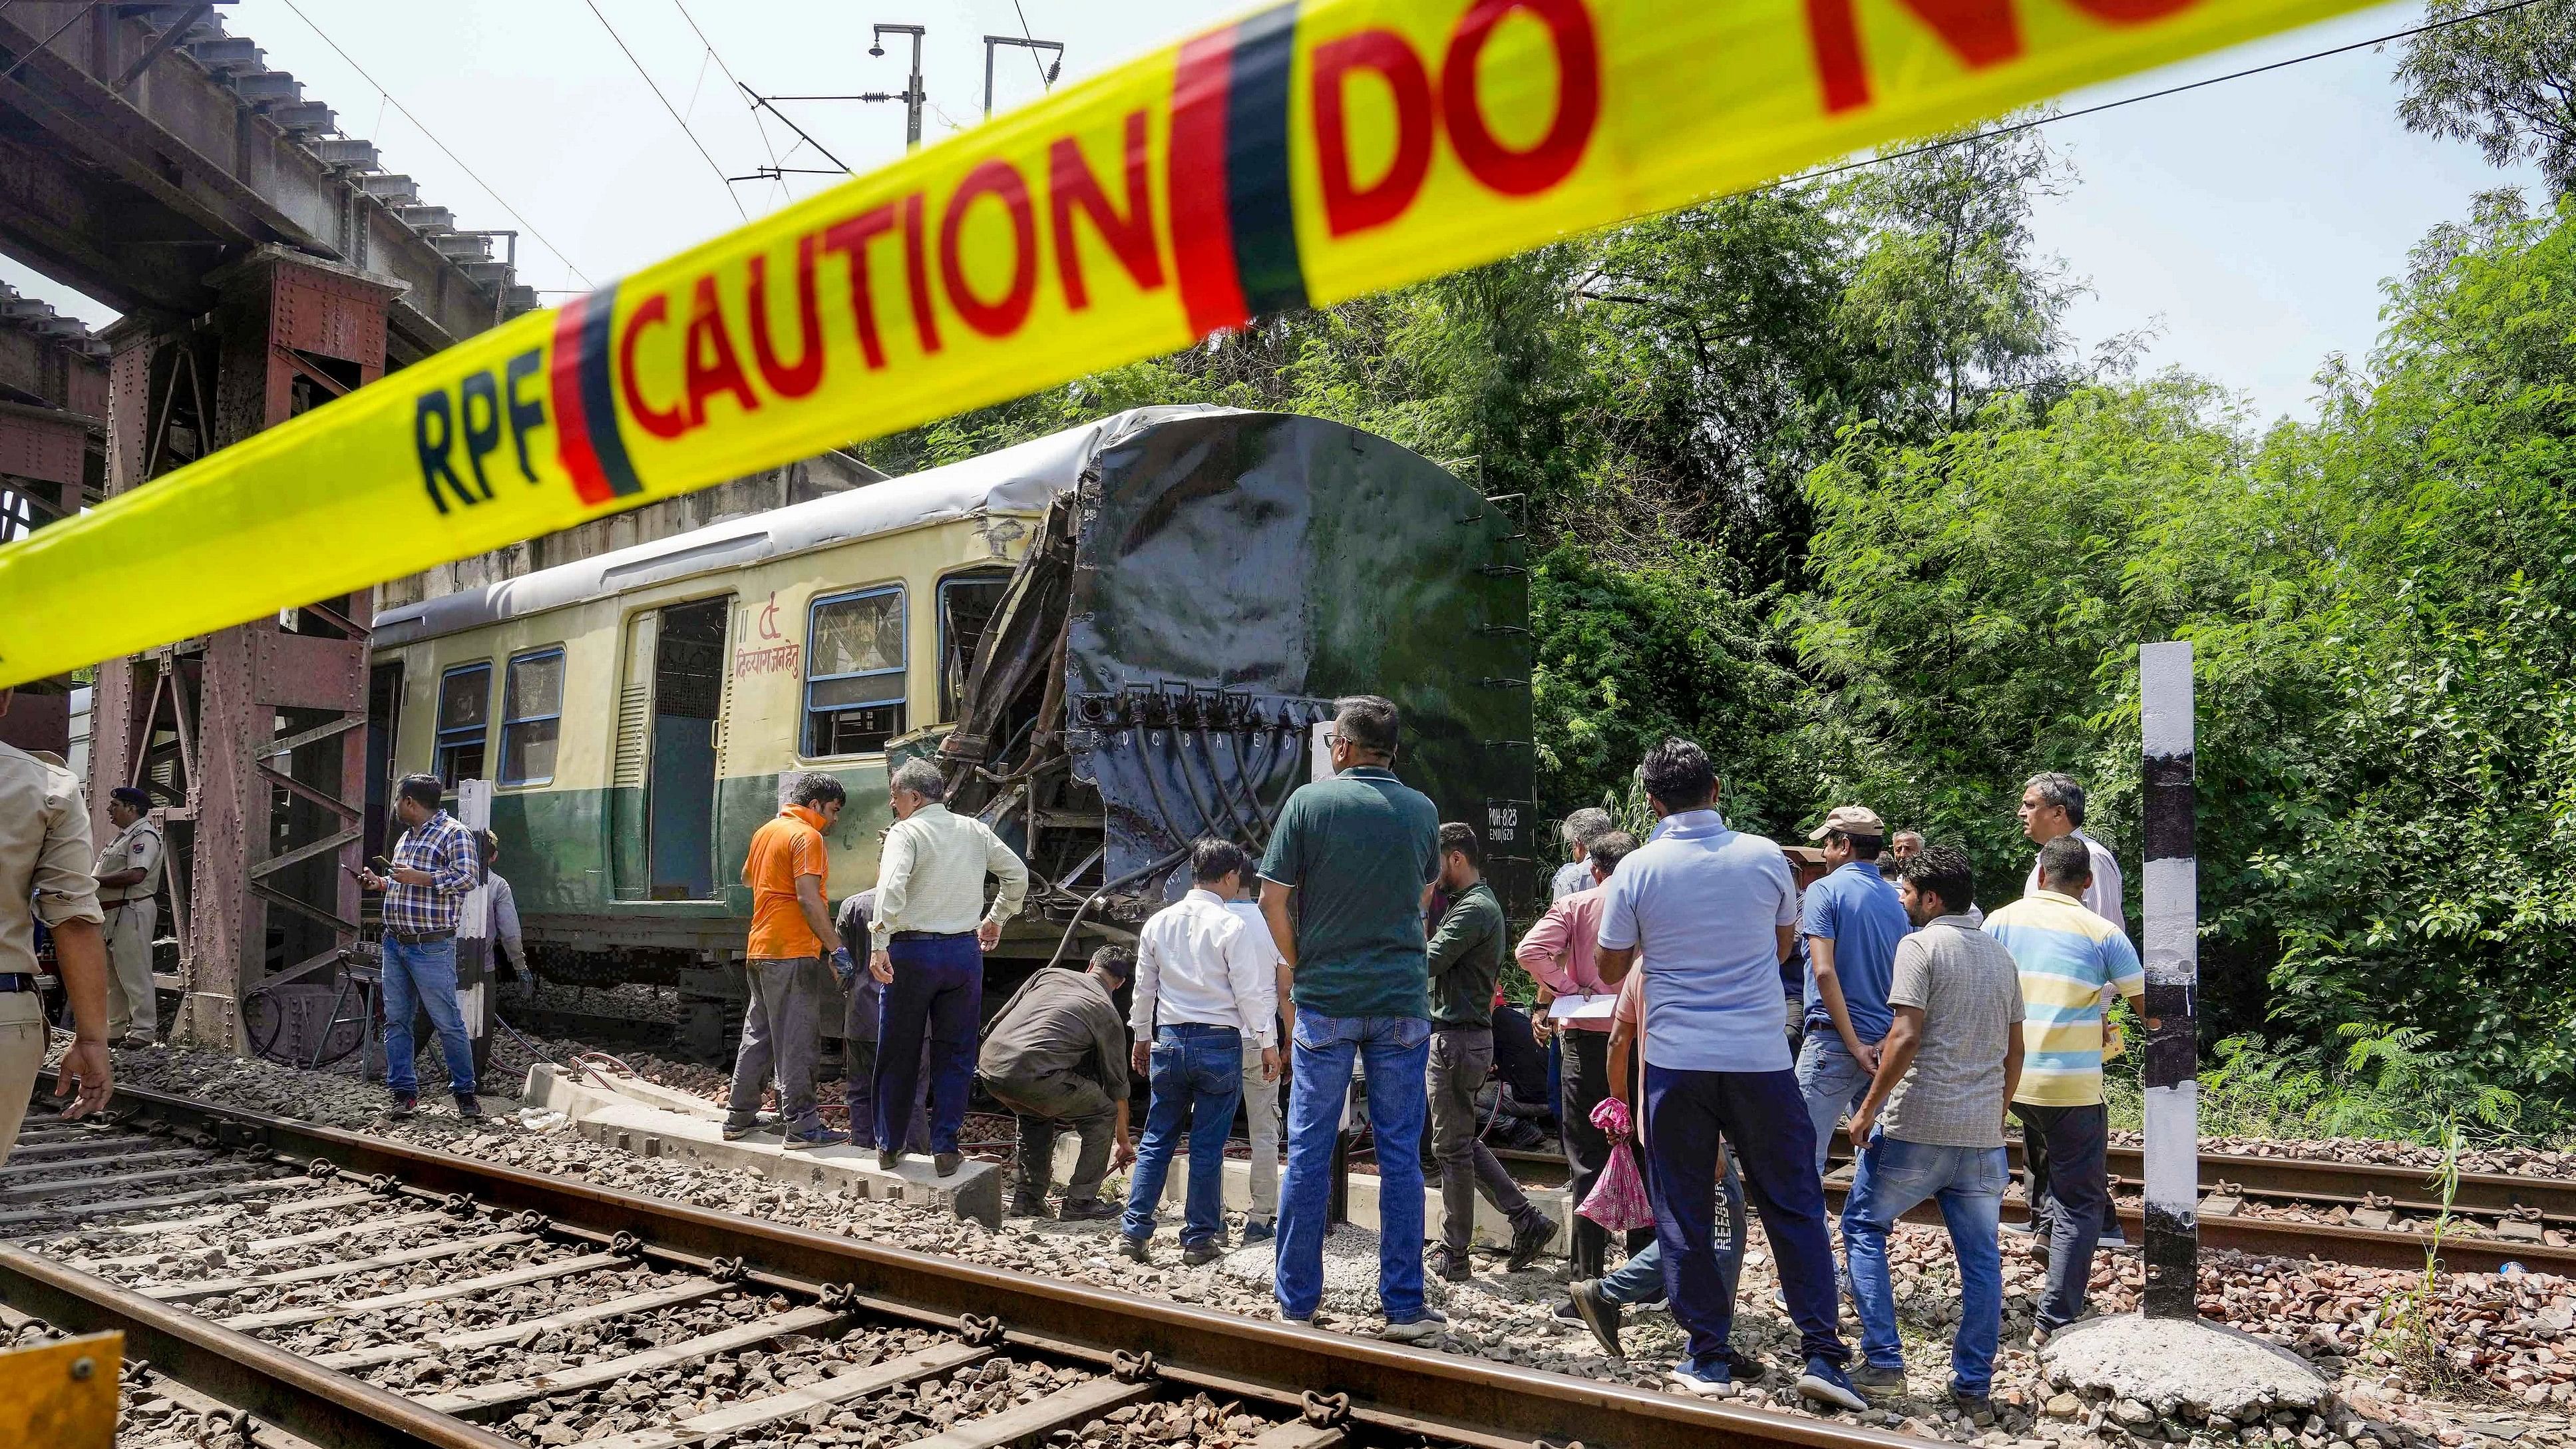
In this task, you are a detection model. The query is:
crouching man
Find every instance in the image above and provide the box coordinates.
[978,946,1136,1219]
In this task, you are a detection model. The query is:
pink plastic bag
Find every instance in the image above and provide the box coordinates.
[1580,1139,1655,1233]
[1588,1096,1632,1139]
[1580,1096,1652,1233]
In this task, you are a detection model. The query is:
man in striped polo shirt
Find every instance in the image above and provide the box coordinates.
[1981,835,2148,1345]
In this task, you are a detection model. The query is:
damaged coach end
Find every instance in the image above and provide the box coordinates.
[938,408,1537,941]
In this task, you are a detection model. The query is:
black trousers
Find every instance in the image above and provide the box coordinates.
[2014,1100,2110,1330]
[1560,1028,1654,1279]
[1490,1004,1551,1112]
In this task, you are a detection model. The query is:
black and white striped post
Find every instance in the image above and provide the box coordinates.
[2139,640,2199,1319]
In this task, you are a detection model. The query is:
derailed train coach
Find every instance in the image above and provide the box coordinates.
[369,406,1534,1054]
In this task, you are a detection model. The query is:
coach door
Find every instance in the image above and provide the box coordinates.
[612,598,730,901]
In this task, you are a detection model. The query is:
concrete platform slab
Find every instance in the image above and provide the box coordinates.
[520,1064,1001,1230]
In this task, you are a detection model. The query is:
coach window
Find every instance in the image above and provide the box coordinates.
[806,585,906,756]
[938,568,1013,721]
[433,662,492,786]
[500,647,566,787]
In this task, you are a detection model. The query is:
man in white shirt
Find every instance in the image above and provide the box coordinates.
[2018,775,2122,928]
[1119,839,1279,1265]
[1222,875,1291,1243]
[868,759,1030,1175]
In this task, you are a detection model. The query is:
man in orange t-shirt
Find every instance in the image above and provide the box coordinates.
[725,772,848,1148]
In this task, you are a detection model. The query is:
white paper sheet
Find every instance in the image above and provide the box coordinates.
[1545,994,1616,1022]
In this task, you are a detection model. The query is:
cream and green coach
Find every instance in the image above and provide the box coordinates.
[368,407,1535,1047]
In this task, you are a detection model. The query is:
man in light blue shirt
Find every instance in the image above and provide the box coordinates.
[1797,805,1914,1173]
[1595,738,1865,1411]
[1550,807,1613,902]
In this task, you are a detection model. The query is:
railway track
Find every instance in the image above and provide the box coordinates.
[1358,1141,2576,1277]
[0,1085,1932,1449]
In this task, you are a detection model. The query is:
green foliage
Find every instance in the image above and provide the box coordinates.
[1808,199,2576,1116]
[2398,0,2576,198]
[855,129,2576,1123]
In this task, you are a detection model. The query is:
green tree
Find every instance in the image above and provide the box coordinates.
[2397,0,2576,196]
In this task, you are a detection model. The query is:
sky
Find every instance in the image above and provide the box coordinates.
[0,0,2538,425]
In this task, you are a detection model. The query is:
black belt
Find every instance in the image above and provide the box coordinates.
[0,974,35,993]
[387,930,454,944]
[888,929,972,942]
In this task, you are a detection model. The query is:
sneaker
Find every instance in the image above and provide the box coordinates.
[1182,1240,1224,1267]
[1280,1309,1316,1328]
[1117,1235,1150,1263]
[1008,1194,1051,1219]
[1849,1362,1907,1398]
[1506,1215,1561,1271]
[1721,1348,1768,1383]
[1239,1219,1274,1243]
[1566,1279,1624,1358]
[453,1092,483,1119]
[1379,1308,1447,1344]
[388,1090,417,1118]
[2028,1324,2055,1350]
[118,1030,154,1050]
[1667,1361,1736,1397]
[1796,1358,1869,1412]
[721,1119,780,1142]
[1427,1245,1473,1283]
[1057,1197,1120,1223]
[785,1126,850,1151]
[933,1151,963,1176]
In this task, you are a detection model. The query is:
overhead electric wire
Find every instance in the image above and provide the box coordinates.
[740,83,850,172]
[275,0,592,288]
[1794,0,2554,188]
[1012,0,1054,91]
[669,0,793,200]
[582,0,747,222]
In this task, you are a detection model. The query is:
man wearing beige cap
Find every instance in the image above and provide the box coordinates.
[1795,805,1913,1175]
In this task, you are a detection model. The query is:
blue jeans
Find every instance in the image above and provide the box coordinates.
[1796,1034,1877,1175]
[874,932,980,1153]
[381,934,474,1096]
[1644,1064,1849,1373]
[1841,1134,2008,1394]
[1276,1009,1431,1323]
[1600,1149,1743,1307]
[1122,1023,1244,1247]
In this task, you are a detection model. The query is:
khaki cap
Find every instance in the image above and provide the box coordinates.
[1807,805,1886,841]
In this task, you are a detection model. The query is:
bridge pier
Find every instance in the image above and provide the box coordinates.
[89,252,399,1053]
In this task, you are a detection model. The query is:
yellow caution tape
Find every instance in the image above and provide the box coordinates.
[0,0,2368,688]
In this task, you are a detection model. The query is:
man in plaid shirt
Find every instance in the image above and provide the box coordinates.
[358,774,484,1117]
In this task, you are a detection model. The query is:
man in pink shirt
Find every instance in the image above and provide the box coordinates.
[1515,829,1640,1279]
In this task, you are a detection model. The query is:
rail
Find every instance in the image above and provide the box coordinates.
[0,1084,1940,1449]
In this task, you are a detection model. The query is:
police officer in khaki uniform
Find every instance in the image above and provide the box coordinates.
[94,785,163,1047]
[0,688,115,1158]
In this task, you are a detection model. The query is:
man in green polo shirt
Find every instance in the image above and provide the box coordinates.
[1258,694,1444,1340]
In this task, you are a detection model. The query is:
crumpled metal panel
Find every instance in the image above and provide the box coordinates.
[1061,412,1531,905]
